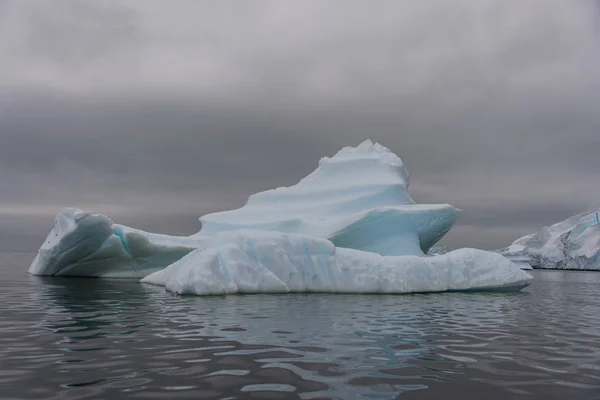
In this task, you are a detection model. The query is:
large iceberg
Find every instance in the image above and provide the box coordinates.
[500,209,600,270]
[142,230,532,295]
[29,139,532,293]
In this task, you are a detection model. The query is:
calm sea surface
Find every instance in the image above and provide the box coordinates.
[1,252,600,400]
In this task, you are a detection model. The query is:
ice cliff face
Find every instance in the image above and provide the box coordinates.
[27,139,532,294]
[500,210,600,270]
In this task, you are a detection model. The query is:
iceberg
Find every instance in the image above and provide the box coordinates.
[141,230,532,295]
[28,139,532,294]
[500,209,600,270]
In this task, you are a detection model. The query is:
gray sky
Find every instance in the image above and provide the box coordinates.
[1,0,599,253]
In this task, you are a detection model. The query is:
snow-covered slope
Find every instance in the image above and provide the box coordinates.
[500,209,600,270]
[142,230,532,295]
[29,140,459,278]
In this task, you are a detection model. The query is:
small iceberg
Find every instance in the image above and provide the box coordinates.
[499,209,600,270]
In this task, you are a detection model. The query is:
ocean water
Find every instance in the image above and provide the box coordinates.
[1,252,600,400]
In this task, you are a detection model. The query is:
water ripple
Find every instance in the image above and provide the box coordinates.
[1,253,600,399]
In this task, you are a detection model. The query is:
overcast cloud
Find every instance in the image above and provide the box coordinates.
[1,0,599,252]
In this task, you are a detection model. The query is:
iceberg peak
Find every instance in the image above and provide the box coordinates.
[318,139,405,170]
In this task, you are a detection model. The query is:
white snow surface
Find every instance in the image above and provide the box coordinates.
[500,209,600,270]
[142,230,532,295]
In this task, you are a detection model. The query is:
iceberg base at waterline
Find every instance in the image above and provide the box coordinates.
[142,231,532,295]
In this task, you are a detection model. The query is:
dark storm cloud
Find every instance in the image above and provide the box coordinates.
[1,0,599,252]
